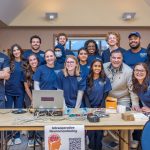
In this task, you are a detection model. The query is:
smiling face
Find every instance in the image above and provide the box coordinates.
[45,50,56,66]
[110,52,123,69]
[134,64,147,82]
[65,57,77,72]
[129,35,141,50]
[13,46,21,59]
[31,38,41,51]
[28,55,38,69]
[92,61,102,75]
[87,42,96,55]
[78,49,88,62]
[108,34,118,46]
[58,36,67,46]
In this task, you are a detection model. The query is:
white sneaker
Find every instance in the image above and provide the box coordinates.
[14,138,22,145]
[7,138,14,146]
[28,139,40,147]
[130,140,139,149]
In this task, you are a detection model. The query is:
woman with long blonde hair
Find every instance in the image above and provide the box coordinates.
[57,55,86,108]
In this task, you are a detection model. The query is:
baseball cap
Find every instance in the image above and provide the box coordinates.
[128,32,141,38]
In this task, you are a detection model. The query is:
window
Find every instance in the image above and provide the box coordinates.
[54,34,109,56]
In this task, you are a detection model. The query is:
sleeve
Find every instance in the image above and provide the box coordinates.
[32,67,41,82]
[104,77,112,93]
[75,90,84,108]
[127,70,139,107]
[3,55,10,69]
[57,71,63,90]
[34,81,40,90]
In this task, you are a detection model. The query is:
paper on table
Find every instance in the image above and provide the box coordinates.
[132,113,148,121]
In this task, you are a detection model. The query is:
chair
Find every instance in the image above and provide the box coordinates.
[141,119,150,150]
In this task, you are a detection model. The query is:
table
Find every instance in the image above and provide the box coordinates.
[0,109,148,150]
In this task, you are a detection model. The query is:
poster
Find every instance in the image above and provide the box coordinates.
[45,125,85,150]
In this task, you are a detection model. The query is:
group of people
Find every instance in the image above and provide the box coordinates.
[0,31,150,149]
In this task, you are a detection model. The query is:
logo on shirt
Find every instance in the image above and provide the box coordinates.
[77,77,82,82]
[40,54,44,57]
[140,53,147,58]
[99,80,106,86]
[0,58,4,63]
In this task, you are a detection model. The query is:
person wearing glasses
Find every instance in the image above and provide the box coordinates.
[132,63,150,148]
[57,55,86,108]
[84,39,101,66]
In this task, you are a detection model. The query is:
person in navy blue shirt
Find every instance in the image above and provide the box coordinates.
[146,43,150,70]
[123,32,147,68]
[85,59,111,150]
[102,32,126,63]
[33,49,58,90]
[77,48,90,79]
[56,33,74,56]
[57,55,86,108]
[84,39,101,65]
[0,52,10,108]
[5,44,25,145]
[23,54,39,107]
[23,35,45,66]
[132,63,150,146]
[54,43,66,72]
[23,54,39,147]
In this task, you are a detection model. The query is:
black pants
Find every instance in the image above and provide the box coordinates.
[87,130,103,150]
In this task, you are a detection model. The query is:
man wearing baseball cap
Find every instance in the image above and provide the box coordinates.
[123,32,147,68]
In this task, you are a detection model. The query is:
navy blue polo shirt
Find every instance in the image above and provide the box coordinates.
[33,64,58,90]
[123,48,147,68]
[86,77,111,107]
[5,61,25,96]
[23,49,45,66]
[0,52,10,100]
[102,47,126,63]
[57,71,86,108]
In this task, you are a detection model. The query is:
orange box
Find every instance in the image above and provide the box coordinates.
[106,96,117,109]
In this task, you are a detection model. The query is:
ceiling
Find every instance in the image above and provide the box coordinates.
[0,0,150,27]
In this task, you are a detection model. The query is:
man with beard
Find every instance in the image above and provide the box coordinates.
[123,32,147,68]
[23,35,45,66]
[56,33,74,56]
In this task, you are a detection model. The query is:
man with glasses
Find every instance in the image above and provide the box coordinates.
[123,32,147,68]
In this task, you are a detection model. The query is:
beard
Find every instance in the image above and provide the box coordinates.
[129,42,140,49]
[31,45,40,50]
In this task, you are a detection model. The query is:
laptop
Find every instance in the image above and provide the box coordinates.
[32,90,64,109]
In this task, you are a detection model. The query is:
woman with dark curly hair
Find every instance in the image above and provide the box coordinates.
[132,62,150,147]
[5,44,25,145]
[85,59,111,150]
[132,62,150,112]
[84,39,101,65]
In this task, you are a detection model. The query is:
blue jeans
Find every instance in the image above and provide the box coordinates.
[5,94,24,139]
[5,95,24,109]
[0,99,5,108]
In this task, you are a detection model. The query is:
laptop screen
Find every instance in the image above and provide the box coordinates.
[32,90,64,109]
